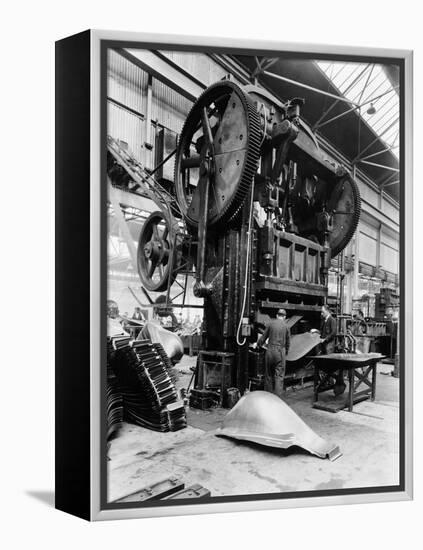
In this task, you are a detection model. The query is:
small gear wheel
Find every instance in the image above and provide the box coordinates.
[137,211,181,292]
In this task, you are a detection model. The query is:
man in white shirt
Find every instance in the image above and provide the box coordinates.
[107,299,128,337]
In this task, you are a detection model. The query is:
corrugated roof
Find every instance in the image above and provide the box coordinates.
[233,55,400,201]
[317,61,399,158]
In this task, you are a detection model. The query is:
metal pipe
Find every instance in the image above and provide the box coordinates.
[149,147,178,176]
[379,172,398,187]
[372,110,399,137]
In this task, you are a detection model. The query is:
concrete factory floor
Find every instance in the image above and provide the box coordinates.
[107,355,400,502]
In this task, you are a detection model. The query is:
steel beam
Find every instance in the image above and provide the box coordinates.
[251,56,263,78]
[313,64,370,128]
[360,144,397,161]
[371,110,399,137]
[383,179,400,188]
[145,74,153,151]
[321,84,399,141]
[353,117,399,162]
[107,96,145,121]
[119,48,205,102]
[108,186,158,213]
[355,65,374,105]
[263,70,358,106]
[359,160,400,173]
[262,57,279,71]
[208,54,251,85]
[316,104,358,129]
[336,63,365,91]
[359,84,399,109]
[360,199,399,233]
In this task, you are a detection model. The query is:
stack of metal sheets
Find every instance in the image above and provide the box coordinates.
[109,337,187,432]
[154,342,178,384]
[106,381,123,440]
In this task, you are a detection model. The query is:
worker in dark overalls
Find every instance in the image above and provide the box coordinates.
[255,309,290,399]
[320,304,336,354]
[320,304,345,395]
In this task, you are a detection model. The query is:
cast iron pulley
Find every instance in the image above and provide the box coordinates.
[326,172,361,257]
[174,81,262,227]
[137,211,181,292]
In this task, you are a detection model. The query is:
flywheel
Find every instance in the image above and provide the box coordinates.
[174,81,262,227]
[137,211,181,292]
[326,173,361,257]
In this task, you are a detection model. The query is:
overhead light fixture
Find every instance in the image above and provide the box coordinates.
[366,102,376,115]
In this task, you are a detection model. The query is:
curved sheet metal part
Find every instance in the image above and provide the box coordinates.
[138,321,184,363]
[216,391,341,461]
[286,332,323,362]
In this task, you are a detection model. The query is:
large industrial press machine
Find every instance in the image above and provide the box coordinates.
[108,79,361,397]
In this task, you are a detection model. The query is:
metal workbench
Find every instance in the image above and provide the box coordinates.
[309,353,385,413]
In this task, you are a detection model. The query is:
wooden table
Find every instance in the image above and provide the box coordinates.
[309,353,384,413]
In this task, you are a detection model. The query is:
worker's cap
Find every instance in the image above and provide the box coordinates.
[277,308,287,317]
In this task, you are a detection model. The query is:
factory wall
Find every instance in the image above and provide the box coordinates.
[357,217,399,276]
[381,196,399,224]
[108,50,149,163]
[161,50,236,85]
[107,49,246,163]
[380,227,399,274]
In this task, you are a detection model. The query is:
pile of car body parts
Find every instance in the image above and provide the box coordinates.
[108,336,186,433]
[217,391,342,461]
[113,476,211,504]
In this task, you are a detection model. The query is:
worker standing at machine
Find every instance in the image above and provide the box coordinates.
[254,309,290,399]
[107,299,128,337]
[320,304,346,395]
[320,305,337,353]
[132,306,145,322]
[355,309,368,335]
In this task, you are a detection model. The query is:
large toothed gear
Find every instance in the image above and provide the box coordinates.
[216,391,341,461]
[174,81,262,227]
[326,172,361,257]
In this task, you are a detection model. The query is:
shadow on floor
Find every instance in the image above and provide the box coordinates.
[26,490,55,508]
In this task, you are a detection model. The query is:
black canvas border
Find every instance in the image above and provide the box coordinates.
[55,29,92,520]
